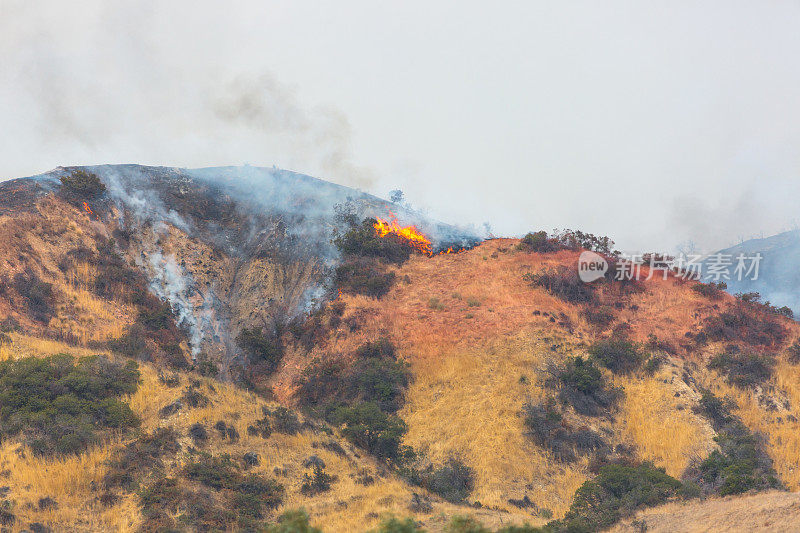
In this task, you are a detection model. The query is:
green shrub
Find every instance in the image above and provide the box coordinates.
[587,338,643,374]
[552,463,685,531]
[557,357,621,416]
[642,355,664,375]
[372,517,425,533]
[106,324,149,360]
[236,326,283,372]
[518,231,561,253]
[265,406,301,434]
[0,354,139,455]
[693,390,736,428]
[139,476,181,514]
[267,509,322,533]
[691,390,781,496]
[419,458,474,503]
[296,339,410,414]
[518,229,616,255]
[445,515,491,533]
[300,464,337,496]
[350,357,410,414]
[330,402,409,462]
[524,267,594,304]
[787,339,800,364]
[698,304,787,347]
[698,430,781,496]
[60,170,106,198]
[233,473,284,517]
[691,281,727,299]
[184,453,240,489]
[708,349,775,388]
[334,218,415,264]
[355,337,396,359]
[140,453,284,530]
[336,256,397,298]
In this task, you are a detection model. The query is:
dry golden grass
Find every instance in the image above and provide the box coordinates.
[611,490,800,533]
[401,329,587,518]
[0,332,108,361]
[614,368,716,478]
[0,440,140,532]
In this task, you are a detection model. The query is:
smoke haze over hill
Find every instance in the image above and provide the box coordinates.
[3,1,800,252]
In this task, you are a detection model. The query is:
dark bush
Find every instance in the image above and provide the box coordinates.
[0,354,139,455]
[265,406,301,435]
[60,170,106,198]
[517,231,561,253]
[699,303,787,347]
[524,267,594,304]
[557,357,621,416]
[248,416,272,439]
[106,324,150,360]
[335,256,396,298]
[107,284,190,366]
[184,453,240,490]
[693,390,736,428]
[788,339,800,364]
[139,476,182,514]
[445,516,491,532]
[13,272,55,323]
[141,452,284,531]
[708,349,775,388]
[373,517,425,533]
[523,399,607,462]
[236,326,283,372]
[334,218,415,264]
[581,306,616,329]
[330,401,409,462]
[0,502,14,527]
[419,458,474,503]
[105,427,180,490]
[189,423,209,445]
[588,338,643,374]
[181,386,210,408]
[355,337,396,359]
[232,473,284,517]
[266,509,322,533]
[643,355,664,375]
[552,462,685,531]
[518,229,616,255]
[691,281,727,299]
[300,464,337,496]
[296,339,410,414]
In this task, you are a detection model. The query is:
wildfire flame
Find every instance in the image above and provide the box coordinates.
[83,202,94,216]
[374,215,433,255]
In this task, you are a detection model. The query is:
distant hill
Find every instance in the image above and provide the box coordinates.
[710,229,800,315]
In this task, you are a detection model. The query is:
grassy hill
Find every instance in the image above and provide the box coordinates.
[1,169,799,531]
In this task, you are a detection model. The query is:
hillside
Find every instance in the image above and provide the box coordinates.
[1,168,800,532]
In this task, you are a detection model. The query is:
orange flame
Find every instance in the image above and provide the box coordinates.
[374,215,433,256]
[83,202,94,216]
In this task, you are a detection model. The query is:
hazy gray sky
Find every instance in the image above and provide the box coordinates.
[3,1,800,252]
